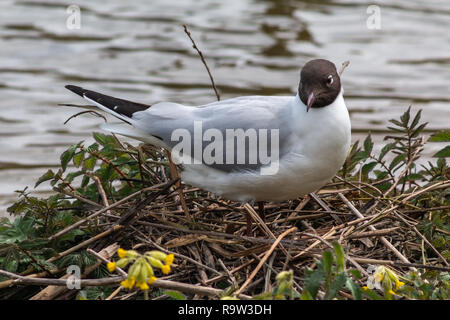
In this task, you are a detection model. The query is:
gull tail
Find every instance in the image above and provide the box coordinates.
[64,85,165,146]
[64,85,150,124]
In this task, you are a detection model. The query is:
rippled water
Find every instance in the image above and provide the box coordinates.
[0,0,449,213]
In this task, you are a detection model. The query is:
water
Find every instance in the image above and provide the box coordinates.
[0,0,449,214]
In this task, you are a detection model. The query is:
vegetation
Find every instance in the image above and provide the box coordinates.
[0,105,448,300]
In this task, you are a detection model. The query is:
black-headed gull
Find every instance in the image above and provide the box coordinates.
[64,59,351,222]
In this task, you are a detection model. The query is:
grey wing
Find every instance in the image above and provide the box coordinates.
[130,96,295,173]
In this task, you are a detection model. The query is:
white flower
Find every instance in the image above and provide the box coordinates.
[366,265,384,290]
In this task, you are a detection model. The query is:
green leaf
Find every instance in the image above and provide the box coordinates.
[164,290,186,300]
[87,143,99,153]
[84,157,96,170]
[34,170,54,188]
[349,269,362,279]
[300,290,313,300]
[5,259,18,273]
[362,161,377,177]
[0,217,36,244]
[411,123,428,138]
[322,251,333,276]
[60,144,79,171]
[354,150,369,162]
[410,109,422,130]
[379,143,394,161]
[304,268,326,299]
[93,133,116,147]
[388,119,404,128]
[59,229,85,242]
[433,146,450,158]
[345,278,362,300]
[387,126,406,133]
[389,153,405,170]
[65,171,84,184]
[400,106,411,126]
[363,134,373,155]
[429,131,450,142]
[93,132,108,146]
[363,288,383,300]
[81,175,90,188]
[333,242,346,272]
[325,272,347,300]
[73,151,85,167]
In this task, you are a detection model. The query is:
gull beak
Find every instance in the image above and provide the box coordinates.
[306,91,315,112]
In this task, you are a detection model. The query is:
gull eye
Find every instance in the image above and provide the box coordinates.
[326,75,333,86]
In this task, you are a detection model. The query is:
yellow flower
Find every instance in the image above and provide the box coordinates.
[120,276,136,289]
[161,264,171,275]
[148,276,157,284]
[118,248,127,259]
[137,282,149,291]
[374,272,383,282]
[395,280,405,290]
[107,262,116,272]
[165,254,174,265]
[120,277,135,290]
[362,286,368,291]
[388,289,396,295]
[120,280,128,289]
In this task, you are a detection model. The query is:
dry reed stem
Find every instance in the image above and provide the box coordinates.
[48,181,175,241]
[338,193,412,264]
[235,227,297,296]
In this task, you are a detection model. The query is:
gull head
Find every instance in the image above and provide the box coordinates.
[298,59,341,112]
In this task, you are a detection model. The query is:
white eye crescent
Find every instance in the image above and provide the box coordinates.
[327,75,333,85]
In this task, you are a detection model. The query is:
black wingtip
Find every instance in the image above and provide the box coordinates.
[63,85,151,118]
[65,85,85,97]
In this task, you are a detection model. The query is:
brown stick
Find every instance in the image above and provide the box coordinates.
[0,269,124,287]
[48,181,173,241]
[0,268,62,290]
[338,193,411,265]
[394,212,449,266]
[183,24,220,101]
[47,225,123,264]
[165,150,191,221]
[328,227,401,240]
[235,227,297,296]
[30,244,119,300]
[338,61,350,76]
[350,257,450,272]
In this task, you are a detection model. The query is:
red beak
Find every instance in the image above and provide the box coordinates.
[306,92,315,112]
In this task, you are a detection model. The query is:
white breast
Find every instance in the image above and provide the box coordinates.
[180,91,351,202]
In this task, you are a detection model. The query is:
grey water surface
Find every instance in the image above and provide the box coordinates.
[0,0,449,214]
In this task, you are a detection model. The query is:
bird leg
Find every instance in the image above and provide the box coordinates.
[257,201,265,220]
[246,213,252,236]
[245,201,266,236]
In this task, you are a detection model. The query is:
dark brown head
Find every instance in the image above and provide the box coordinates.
[298,59,341,111]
